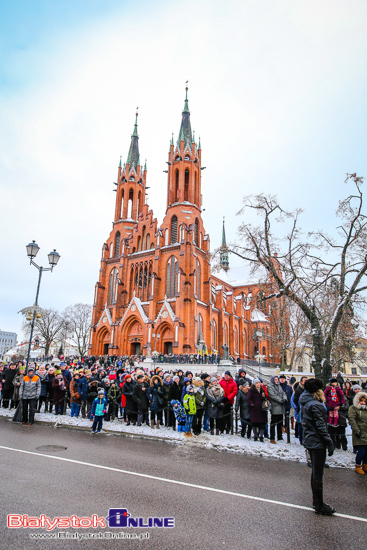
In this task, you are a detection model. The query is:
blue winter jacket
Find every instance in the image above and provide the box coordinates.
[280,381,293,412]
[78,377,91,400]
[90,397,108,418]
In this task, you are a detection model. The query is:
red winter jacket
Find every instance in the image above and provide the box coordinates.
[219,378,238,404]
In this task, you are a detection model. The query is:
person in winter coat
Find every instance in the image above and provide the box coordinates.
[122,374,137,425]
[36,366,48,412]
[181,377,192,403]
[170,399,186,432]
[45,367,56,413]
[90,389,108,434]
[1,363,17,408]
[86,379,101,417]
[279,374,293,430]
[267,375,288,443]
[162,374,172,427]
[168,376,181,429]
[107,381,122,421]
[12,366,25,408]
[348,391,367,475]
[69,372,81,417]
[19,367,41,425]
[235,381,251,438]
[147,375,164,429]
[133,374,150,426]
[192,378,206,435]
[219,371,238,434]
[78,370,92,417]
[52,370,68,415]
[300,378,335,516]
[247,378,267,442]
[235,369,252,388]
[324,377,346,450]
[183,385,197,437]
[206,377,225,435]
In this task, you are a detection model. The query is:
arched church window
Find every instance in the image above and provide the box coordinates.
[197,313,203,343]
[175,169,179,202]
[170,215,178,244]
[108,268,118,305]
[195,258,201,300]
[194,218,198,246]
[127,189,134,218]
[166,256,178,298]
[115,231,121,257]
[142,226,146,250]
[146,233,150,249]
[137,236,142,252]
[184,169,189,201]
[212,320,217,350]
[234,326,238,353]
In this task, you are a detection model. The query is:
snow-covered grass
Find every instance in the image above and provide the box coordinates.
[0,407,355,469]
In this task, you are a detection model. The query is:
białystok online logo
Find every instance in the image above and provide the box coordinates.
[7,509,175,530]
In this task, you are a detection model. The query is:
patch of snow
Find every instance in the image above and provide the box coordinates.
[0,409,356,469]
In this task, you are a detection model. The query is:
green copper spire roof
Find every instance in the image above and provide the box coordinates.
[220,217,229,272]
[171,133,174,146]
[198,136,201,149]
[118,155,122,168]
[144,159,147,171]
[192,130,195,144]
[177,86,192,148]
[127,110,140,168]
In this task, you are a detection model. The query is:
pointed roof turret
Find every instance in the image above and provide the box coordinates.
[118,155,122,168]
[220,217,229,272]
[177,85,192,148]
[127,110,140,168]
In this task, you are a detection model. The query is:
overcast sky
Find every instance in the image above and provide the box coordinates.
[1,0,367,340]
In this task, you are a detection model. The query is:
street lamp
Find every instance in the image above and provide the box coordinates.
[25,241,61,368]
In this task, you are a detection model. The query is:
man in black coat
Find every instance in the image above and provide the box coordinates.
[1,363,17,408]
[300,379,335,516]
[133,374,149,426]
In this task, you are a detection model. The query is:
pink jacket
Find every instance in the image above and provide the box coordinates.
[324,385,345,410]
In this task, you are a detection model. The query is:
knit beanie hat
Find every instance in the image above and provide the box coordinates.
[98,389,105,395]
[163,373,171,380]
[210,377,217,383]
[201,373,210,380]
[173,375,179,382]
[353,384,362,391]
[252,378,260,385]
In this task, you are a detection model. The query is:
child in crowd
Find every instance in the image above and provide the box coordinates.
[170,399,186,432]
[90,388,108,434]
[183,385,197,437]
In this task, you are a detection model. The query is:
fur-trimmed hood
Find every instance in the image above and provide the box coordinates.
[353,391,367,409]
[150,375,163,387]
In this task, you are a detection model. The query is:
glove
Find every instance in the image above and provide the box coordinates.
[355,432,361,438]
[327,443,334,457]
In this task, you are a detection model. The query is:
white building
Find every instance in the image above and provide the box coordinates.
[0,331,17,361]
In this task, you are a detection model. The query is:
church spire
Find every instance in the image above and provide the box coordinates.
[127,110,140,168]
[177,84,192,148]
[220,217,229,272]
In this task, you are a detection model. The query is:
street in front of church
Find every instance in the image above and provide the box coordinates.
[1,418,366,550]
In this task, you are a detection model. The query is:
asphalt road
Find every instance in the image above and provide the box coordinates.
[0,417,365,550]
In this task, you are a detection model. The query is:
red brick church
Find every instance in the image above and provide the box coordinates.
[89,89,284,363]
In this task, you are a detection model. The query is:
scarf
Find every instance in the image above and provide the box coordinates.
[208,384,224,400]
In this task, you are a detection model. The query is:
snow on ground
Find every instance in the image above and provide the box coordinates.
[0,408,355,469]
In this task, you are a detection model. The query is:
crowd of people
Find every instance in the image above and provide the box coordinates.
[1,360,366,507]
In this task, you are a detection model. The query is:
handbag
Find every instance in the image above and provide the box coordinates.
[12,401,23,423]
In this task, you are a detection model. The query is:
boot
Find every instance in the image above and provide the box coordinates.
[156,420,160,429]
[341,436,348,451]
[210,429,214,435]
[259,436,264,442]
[291,417,294,430]
[355,465,365,475]
[313,481,336,515]
[363,464,367,472]
[151,419,155,429]
[215,428,219,435]
[126,420,131,426]
[270,439,276,444]
[335,436,341,450]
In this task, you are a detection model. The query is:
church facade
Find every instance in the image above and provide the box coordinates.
[89,90,284,363]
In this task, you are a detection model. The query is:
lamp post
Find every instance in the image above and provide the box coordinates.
[25,241,60,368]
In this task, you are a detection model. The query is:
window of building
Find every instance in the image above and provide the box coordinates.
[175,169,179,202]
[184,169,189,201]
[166,256,178,298]
[142,226,146,250]
[146,233,150,249]
[115,231,121,257]
[197,314,203,343]
[127,189,133,218]
[194,218,198,246]
[171,215,178,244]
[234,326,238,353]
[195,258,201,300]
[212,320,217,350]
[351,367,357,375]
[108,268,118,304]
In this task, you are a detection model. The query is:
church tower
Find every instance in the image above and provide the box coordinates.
[220,218,229,272]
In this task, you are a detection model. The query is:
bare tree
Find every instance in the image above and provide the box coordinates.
[63,303,92,356]
[22,308,65,356]
[230,174,367,384]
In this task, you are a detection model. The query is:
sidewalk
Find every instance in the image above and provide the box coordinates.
[0,408,355,469]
